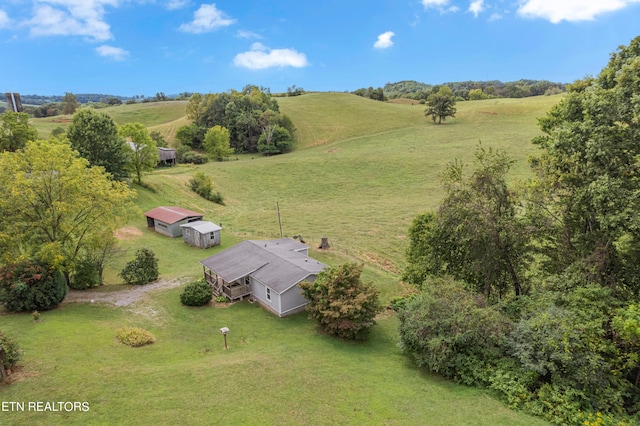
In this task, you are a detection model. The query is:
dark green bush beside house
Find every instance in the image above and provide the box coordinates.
[180,279,213,306]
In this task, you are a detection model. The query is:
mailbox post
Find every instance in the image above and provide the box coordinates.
[219,327,229,350]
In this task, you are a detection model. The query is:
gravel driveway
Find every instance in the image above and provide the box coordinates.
[64,278,186,307]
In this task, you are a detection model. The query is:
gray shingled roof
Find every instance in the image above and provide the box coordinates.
[200,238,327,293]
[180,220,221,234]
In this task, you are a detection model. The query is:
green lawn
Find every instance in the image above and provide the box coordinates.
[0,291,546,425]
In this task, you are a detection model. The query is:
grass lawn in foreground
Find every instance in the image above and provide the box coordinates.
[0,288,547,425]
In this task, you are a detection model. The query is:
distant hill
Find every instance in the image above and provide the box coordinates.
[5,93,135,105]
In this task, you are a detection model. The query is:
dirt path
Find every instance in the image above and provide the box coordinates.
[63,278,187,307]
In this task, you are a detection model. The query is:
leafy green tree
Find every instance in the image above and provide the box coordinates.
[424,86,457,124]
[118,122,159,184]
[175,123,206,150]
[0,260,68,312]
[468,88,488,100]
[404,146,531,298]
[299,263,382,341]
[203,125,234,161]
[0,139,134,284]
[67,109,131,181]
[527,35,640,291]
[119,248,159,285]
[257,125,292,155]
[149,130,167,147]
[61,92,79,114]
[0,111,38,152]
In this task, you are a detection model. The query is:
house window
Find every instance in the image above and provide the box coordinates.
[266,287,271,301]
[157,223,167,229]
[210,233,215,240]
[184,229,190,236]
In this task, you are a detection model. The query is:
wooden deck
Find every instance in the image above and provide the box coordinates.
[204,271,251,301]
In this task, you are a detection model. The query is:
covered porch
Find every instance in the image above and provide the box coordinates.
[203,268,251,301]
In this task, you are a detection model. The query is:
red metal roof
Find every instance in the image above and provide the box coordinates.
[144,206,203,224]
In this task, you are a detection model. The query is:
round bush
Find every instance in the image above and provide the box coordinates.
[0,260,68,312]
[180,279,212,306]
[115,327,155,347]
[119,248,159,285]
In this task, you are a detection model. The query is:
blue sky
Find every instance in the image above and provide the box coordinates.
[1,1,639,97]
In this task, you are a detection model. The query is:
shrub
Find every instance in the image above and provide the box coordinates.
[299,263,382,341]
[0,260,68,312]
[398,277,512,385]
[189,172,224,205]
[119,248,159,285]
[180,279,212,306]
[215,295,228,303]
[389,294,417,312]
[178,149,208,164]
[115,327,155,347]
[69,257,100,290]
[0,331,21,372]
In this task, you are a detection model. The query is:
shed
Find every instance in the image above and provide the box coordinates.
[144,206,203,238]
[181,221,222,248]
[158,147,176,166]
[200,238,327,317]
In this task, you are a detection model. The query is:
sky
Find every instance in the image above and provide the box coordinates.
[1,0,639,97]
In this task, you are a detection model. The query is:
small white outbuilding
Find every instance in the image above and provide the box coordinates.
[180,220,222,249]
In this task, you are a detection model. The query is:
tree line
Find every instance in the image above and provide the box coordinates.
[385,79,565,101]
[398,36,640,424]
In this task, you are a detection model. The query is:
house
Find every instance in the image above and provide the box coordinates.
[200,238,328,317]
[181,220,222,248]
[144,206,203,237]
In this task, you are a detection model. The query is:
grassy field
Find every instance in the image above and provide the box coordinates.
[29,101,187,140]
[1,93,561,425]
[0,291,546,426]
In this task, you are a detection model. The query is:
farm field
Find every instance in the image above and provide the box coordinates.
[3,93,562,425]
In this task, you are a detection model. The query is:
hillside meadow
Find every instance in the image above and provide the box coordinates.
[2,93,561,425]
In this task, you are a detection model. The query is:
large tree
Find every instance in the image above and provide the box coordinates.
[0,139,135,284]
[404,146,530,298]
[118,122,159,184]
[61,92,79,114]
[0,111,38,152]
[527,35,640,291]
[67,109,131,181]
[425,86,457,124]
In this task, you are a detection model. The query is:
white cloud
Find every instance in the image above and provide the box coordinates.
[374,31,394,49]
[421,0,450,8]
[517,0,640,23]
[95,44,129,61]
[0,10,10,28]
[489,12,503,21]
[469,0,485,17]
[236,29,261,39]
[179,3,235,33]
[233,43,308,70]
[166,0,190,10]
[24,0,118,41]
[421,0,459,12]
